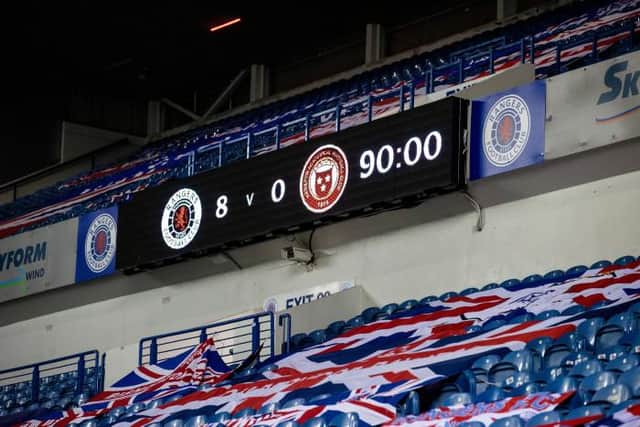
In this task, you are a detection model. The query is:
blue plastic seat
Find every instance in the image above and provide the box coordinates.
[309,329,327,345]
[509,381,538,397]
[543,270,565,283]
[440,392,472,407]
[591,384,631,406]
[233,407,255,419]
[327,412,358,427]
[614,255,636,266]
[590,260,612,269]
[439,291,458,301]
[399,299,419,312]
[565,265,588,279]
[483,318,506,332]
[326,320,346,337]
[210,412,231,423]
[607,354,640,373]
[546,376,577,394]
[578,371,618,404]
[488,415,524,427]
[534,310,559,321]
[526,337,553,371]
[618,367,640,397]
[472,354,501,373]
[569,359,603,379]
[281,398,306,409]
[419,296,437,305]
[522,274,543,285]
[361,307,380,323]
[596,313,636,354]
[163,420,184,427]
[564,405,604,423]
[398,390,420,416]
[346,316,364,330]
[460,287,480,296]
[500,279,520,289]
[578,318,605,351]
[303,418,327,427]
[458,422,486,427]
[599,345,627,362]
[508,313,534,325]
[185,415,210,427]
[501,372,532,391]
[561,305,585,316]
[525,411,561,427]
[477,386,504,403]
[482,283,499,291]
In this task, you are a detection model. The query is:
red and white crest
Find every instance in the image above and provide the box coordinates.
[299,145,349,214]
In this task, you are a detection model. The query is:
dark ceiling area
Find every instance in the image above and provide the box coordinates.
[8,3,475,100]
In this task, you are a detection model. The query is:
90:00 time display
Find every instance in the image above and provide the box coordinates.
[359,130,443,179]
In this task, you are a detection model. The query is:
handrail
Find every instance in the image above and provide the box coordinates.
[0,350,103,402]
[138,311,275,366]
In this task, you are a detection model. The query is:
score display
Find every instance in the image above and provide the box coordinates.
[116,97,467,270]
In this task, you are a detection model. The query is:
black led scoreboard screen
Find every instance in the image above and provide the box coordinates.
[117,97,467,269]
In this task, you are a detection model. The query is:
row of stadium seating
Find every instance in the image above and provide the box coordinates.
[1,0,638,238]
[3,254,639,426]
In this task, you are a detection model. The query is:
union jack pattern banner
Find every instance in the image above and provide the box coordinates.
[20,261,640,426]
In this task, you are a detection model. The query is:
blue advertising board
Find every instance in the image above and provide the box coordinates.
[470,80,546,180]
[75,206,118,283]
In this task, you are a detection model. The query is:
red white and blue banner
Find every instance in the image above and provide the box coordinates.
[20,261,640,426]
[470,80,546,180]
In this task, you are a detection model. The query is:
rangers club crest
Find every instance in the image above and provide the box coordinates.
[161,188,202,249]
[483,94,531,167]
[84,213,117,273]
[299,144,349,214]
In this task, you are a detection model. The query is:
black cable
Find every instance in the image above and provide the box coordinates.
[221,251,242,270]
[307,228,317,265]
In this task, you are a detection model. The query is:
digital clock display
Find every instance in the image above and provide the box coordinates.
[116,97,467,270]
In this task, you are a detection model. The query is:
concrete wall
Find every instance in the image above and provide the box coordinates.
[0,162,638,380]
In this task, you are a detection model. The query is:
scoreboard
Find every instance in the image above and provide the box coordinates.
[116,97,467,270]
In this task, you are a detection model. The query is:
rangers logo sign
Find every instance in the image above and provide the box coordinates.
[84,213,117,273]
[161,188,202,250]
[299,144,349,214]
[483,94,531,167]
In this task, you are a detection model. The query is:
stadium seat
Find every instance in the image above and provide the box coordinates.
[591,384,631,407]
[525,411,561,427]
[614,255,636,266]
[565,265,588,279]
[477,386,504,403]
[458,422,486,427]
[399,299,419,312]
[233,407,255,419]
[500,279,520,289]
[346,316,364,330]
[489,416,524,427]
[326,321,347,338]
[398,390,420,416]
[185,415,210,427]
[569,359,603,379]
[419,296,437,305]
[472,354,501,373]
[522,274,543,285]
[327,412,359,427]
[618,367,640,397]
[545,376,577,394]
[564,405,604,423]
[361,307,381,323]
[163,420,184,427]
[577,371,618,404]
[561,305,586,316]
[607,354,640,373]
[303,418,327,427]
[482,318,506,332]
[534,310,559,321]
[281,398,306,409]
[590,260,612,269]
[210,412,231,423]
[439,291,458,301]
[440,392,472,407]
[577,318,605,351]
[526,337,553,371]
[481,283,499,291]
[460,287,480,296]
[543,270,565,283]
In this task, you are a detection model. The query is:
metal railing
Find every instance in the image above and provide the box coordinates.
[0,350,102,402]
[138,312,275,367]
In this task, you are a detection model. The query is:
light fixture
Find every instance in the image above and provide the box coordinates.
[209,17,241,33]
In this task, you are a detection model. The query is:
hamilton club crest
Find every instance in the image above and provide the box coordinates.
[161,188,202,250]
[84,213,117,273]
[299,144,349,214]
[483,94,531,167]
